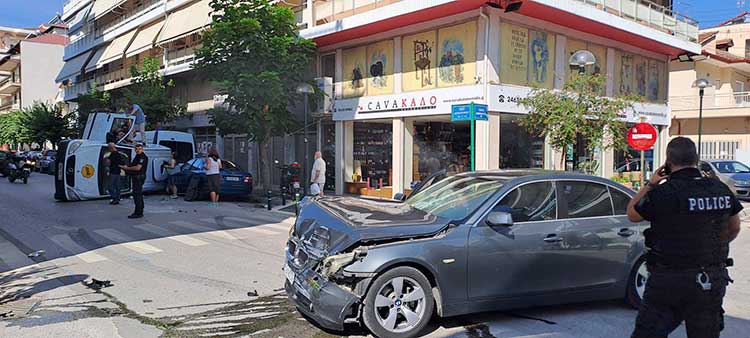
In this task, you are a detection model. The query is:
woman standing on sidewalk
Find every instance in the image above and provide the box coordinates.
[205,148,222,207]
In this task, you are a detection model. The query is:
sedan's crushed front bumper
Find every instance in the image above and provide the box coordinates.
[284,268,359,331]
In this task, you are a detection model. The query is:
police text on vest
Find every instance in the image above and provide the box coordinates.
[688,196,732,211]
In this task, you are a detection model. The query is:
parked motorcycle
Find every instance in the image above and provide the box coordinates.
[276,161,302,204]
[7,156,34,184]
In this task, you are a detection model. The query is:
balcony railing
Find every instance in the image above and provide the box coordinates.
[166,45,198,68]
[313,0,402,25]
[574,0,698,43]
[95,0,164,40]
[670,91,750,111]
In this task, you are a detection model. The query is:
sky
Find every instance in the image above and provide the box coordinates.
[0,0,65,29]
[675,0,750,28]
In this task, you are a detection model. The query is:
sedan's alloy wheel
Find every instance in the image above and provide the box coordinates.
[374,276,426,333]
[634,260,649,300]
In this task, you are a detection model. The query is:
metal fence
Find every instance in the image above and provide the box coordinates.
[701,140,740,160]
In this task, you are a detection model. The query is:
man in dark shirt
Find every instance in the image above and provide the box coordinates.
[105,143,125,205]
[627,137,742,338]
[120,143,148,219]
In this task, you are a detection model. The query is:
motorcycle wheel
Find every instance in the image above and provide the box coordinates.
[23,176,28,184]
[8,176,15,183]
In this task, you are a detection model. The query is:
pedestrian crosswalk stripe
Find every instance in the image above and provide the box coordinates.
[228,227,277,238]
[169,221,237,240]
[93,229,163,254]
[49,235,107,263]
[260,223,291,232]
[201,217,289,235]
[134,224,209,247]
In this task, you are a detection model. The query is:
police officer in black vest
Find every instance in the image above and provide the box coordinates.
[627,137,742,338]
[120,143,149,219]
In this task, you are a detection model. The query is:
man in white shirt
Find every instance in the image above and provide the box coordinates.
[311,151,326,197]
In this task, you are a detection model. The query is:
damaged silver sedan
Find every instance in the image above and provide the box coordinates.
[284,170,649,338]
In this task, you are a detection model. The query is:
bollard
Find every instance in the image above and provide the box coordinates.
[281,188,287,206]
[294,193,300,216]
[267,190,272,210]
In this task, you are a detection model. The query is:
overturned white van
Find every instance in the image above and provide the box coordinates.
[54,112,195,201]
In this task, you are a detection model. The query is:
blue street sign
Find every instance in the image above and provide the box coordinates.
[451,103,488,121]
[474,104,488,121]
[451,104,471,121]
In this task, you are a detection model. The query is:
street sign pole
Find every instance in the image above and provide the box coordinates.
[640,116,646,188]
[470,102,475,171]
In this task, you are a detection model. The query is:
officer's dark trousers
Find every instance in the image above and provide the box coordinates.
[131,175,145,216]
[631,267,729,338]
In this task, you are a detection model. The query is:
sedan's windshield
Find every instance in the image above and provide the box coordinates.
[406,175,507,220]
[713,161,750,174]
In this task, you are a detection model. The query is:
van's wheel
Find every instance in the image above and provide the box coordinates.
[626,258,649,308]
[362,267,434,338]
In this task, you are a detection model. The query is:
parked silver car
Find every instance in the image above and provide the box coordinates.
[285,170,649,338]
[699,160,748,199]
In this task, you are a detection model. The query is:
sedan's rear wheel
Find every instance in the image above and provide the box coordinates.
[627,258,649,308]
[363,267,433,338]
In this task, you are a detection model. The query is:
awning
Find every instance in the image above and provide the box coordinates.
[98,29,137,66]
[158,0,213,44]
[56,50,93,82]
[68,2,92,33]
[0,57,19,72]
[126,20,165,58]
[84,46,108,73]
[89,0,127,21]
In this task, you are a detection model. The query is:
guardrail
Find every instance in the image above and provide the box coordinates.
[670,91,750,110]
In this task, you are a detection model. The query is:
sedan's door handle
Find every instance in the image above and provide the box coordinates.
[618,228,636,237]
[543,234,563,243]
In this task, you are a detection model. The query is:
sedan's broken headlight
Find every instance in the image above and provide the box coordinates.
[319,252,356,279]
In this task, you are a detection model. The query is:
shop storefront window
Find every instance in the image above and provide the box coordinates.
[353,122,392,188]
[499,114,544,169]
[413,122,470,181]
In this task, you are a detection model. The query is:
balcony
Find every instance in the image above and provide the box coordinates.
[670,91,750,119]
[0,78,21,95]
[0,101,20,113]
[94,0,163,40]
[313,0,402,26]
[572,0,698,43]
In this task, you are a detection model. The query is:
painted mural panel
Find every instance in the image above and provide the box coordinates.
[634,55,648,98]
[342,46,367,98]
[500,23,528,86]
[366,40,394,96]
[566,39,587,80]
[615,50,635,96]
[403,30,438,92]
[588,43,607,76]
[528,30,555,89]
[647,59,660,102]
[657,61,667,102]
[437,21,477,87]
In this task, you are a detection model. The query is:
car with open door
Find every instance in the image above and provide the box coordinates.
[285,170,648,338]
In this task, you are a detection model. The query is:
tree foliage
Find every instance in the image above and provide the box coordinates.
[75,84,112,135]
[123,56,186,129]
[0,103,75,149]
[0,110,28,146]
[519,73,639,171]
[194,0,319,188]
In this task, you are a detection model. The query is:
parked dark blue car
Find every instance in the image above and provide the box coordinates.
[171,157,253,199]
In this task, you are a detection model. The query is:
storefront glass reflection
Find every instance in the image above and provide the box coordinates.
[499,114,544,169]
[353,122,392,188]
[413,122,470,181]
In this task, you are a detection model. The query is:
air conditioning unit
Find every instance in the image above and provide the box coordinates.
[314,77,333,114]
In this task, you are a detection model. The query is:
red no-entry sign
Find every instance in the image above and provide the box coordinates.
[627,123,658,151]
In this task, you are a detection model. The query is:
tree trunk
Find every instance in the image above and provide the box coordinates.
[259,137,272,193]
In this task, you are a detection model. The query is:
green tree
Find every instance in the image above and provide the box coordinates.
[519,73,638,172]
[195,0,318,189]
[75,84,112,136]
[0,111,28,147]
[18,102,76,149]
[122,57,186,129]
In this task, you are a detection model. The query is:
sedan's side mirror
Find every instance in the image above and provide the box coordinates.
[486,212,513,227]
[393,193,405,201]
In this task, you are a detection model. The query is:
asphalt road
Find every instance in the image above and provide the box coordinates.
[1,174,750,338]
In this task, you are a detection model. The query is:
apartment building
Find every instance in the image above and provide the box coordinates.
[57,0,308,181]
[297,0,700,197]
[0,26,37,114]
[669,12,750,161]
